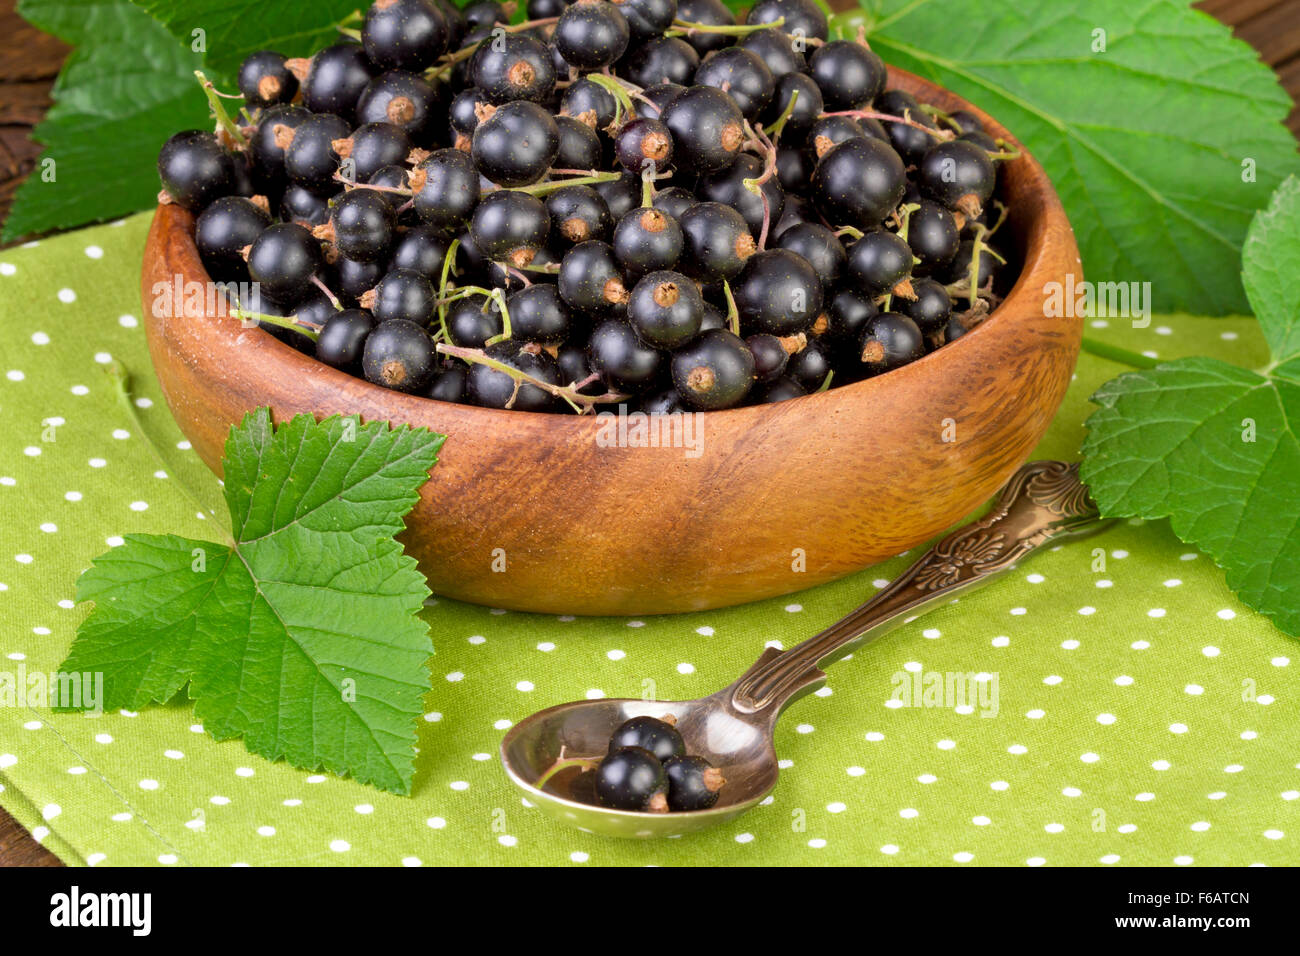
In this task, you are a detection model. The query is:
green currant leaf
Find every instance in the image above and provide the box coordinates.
[3,0,210,242]
[1081,176,1300,637]
[130,0,362,81]
[838,0,1299,315]
[59,410,446,794]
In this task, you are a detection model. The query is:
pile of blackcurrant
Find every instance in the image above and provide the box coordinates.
[160,0,1018,414]
[537,714,725,812]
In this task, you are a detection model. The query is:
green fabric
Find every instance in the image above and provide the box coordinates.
[0,214,1296,867]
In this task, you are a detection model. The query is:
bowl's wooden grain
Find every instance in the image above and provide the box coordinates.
[142,66,1082,616]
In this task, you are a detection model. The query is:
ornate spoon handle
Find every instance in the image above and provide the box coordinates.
[730,461,1104,715]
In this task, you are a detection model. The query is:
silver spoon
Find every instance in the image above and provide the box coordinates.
[500,460,1104,838]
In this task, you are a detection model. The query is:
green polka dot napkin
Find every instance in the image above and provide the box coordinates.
[0,215,1296,867]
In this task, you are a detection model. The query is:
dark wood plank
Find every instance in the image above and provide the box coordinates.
[1197,0,1287,25]
[1232,1,1300,66]
[0,807,60,867]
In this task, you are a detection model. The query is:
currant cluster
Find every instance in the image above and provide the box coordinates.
[160,0,1016,414]
[584,715,725,812]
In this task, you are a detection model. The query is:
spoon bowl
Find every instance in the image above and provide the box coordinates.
[501,461,1105,838]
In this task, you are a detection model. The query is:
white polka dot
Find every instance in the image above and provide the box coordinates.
[1152,760,1171,771]
[1114,675,1134,686]
[446,671,464,682]
[990,780,1009,791]
[991,636,1009,647]
[1148,608,1165,618]
[401,856,422,866]
[119,314,139,328]
[695,626,714,636]
[1185,684,1204,696]
[807,839,826,849]
[330,840,350,852]
[917,773,937,784]
[585,688,604,699]
[785,604,802,612]
[570,850,591,860]
[826,802,846,813]
[1010,607,1026,616]
[880,844,899,855]
[85,245,103,259]
[1044,823,1064,833]
[257,825,276,837]
[1062,787,1082,797]
[129,501,148,512]
[6,370,24,382]
[1272,657,1290,667]
[1095,578,1112,588]
[89,458,106,468]
[1208,791,1227,801]
[536,642,555,652]
[71,385,88,395]
[953,851,974,862]
[1118,824,1137,834]
[1258,694,1275,705]
[796,723,814,734]
[1190,821,1210,832]
[235,767,254,777]
[157,854,177,864]
[24,333,44,346]
[138,779,159,790]
[972,815,991,826]
[23,447,39,458]
[1097,713,1116,725]
[0,263,13,275]
[1026,709,1045,720]
[846,766,865,777]
[606,649,625,660]
[626,620,644,628]
[1131,640,1150,650]
[1135,792,1154,802]
[516,680,534,692]
[1077,606,1096,616]
[922,628,941,639]
[1263,829,1284,840]
[58,289,77,303]
[163,750,183,760]
[113,811,134,820]
[1224,764,1244,774]
[1008,744,1027,755]
[427,817,446,829]
[355,803,374,814]
[899,808,918,819]
[1217,609,1236,620]
[39,523,56,533]
[449,781,469,790]
[677,662,695,674]
[1174,855,1193,865]
[937,739,955,750]
[864,732,884,742]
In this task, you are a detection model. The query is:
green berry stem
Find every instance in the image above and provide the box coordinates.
[667,16,784,37]
[337,26,362,41]
[816,369,835,392]
[334,173,414,196]
[835,225,865,240]
[503,171,623,196]
[435,343,629,413]
[822,108,953,140]
[230,307,322,342]
[437,237,461,340]
[765,87,801,144]
[722,279,741,336]
[532,756,599,792]
[194,71,249,150]
[585,73,637,128]
[310,275,344,311]
[1079,338,1161,370]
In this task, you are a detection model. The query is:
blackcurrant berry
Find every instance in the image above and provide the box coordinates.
[763,72,822,136]
[672,328,755,410]
[363,0,450,72]
[248,294,315,353]
[507,283,572,344]
[356,70,443,145]
[678,201,755,282]
[917,139,996,217]
[958,129,999,153]
[462,0,507,34]
[613,206,683,275]
[948,109,984,135]
[733,248,823,335]
[239,51,298,108]
[594,747,668,812]
[529,0,571,16]
[337,256,387,305]
[284,113,352,193]
[557,344,603,395]
[846,229,914,296]
[467,339,561,411]
[785,337,833,390]
[413,148,480,236]
[745,0,828,41]
[594,171,642,220]
[435,0,468,47]
[674,0,734,55]
[449,87,491,149]
[337,122,413,183]
[158,131,238,211]
[627,270,703,348]
[559,240,629,313]
[471,33,557,104]
[609,715,686,762]
[751,375,806,403]
[859,312,924,373]
[554,115,603,171]
[246,222,324,303]
[940,239,1001,287]
[251,105,311,185]
[612,0,675,39]
[369,267,436,324]
[661,86,745,175]
[588,318,662,391]
[195,196,271,282]
[694,47,775,121]
[809,40,886,110]
[907,200,960,273]
[826,285,879,344]
[739,27,807,79]
[876,89,938,163]
[469,190,550,266]
[775,223,846,291]
[363,318,437,392]
[635,82,687,120]
[555,0,630,70]
[472,100,560,187]
[446,294,504,347]
[546,184,613,245]
[897,276,952,332]
[390,224,451,277]
[316,308,376,373]
[560,77,619,130]
[427,363,469,403]
[281,184,335,226]
[810,136,907,229]
[806,115,869,161]
[696,153,784,240]
[642,387,688,413]
[620,35,700,88]
[942,314,968,343]
[301,44,378,122]
[615,117,674,175]
[775,144,812,194]
[650,186,695,222]
[663,754,726,811]
[329,189,397,262]
[747,332,789,382]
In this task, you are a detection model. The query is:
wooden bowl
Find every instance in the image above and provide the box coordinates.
[142,66,1082,616]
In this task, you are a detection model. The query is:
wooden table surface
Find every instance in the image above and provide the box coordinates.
[1,0,1297,867]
